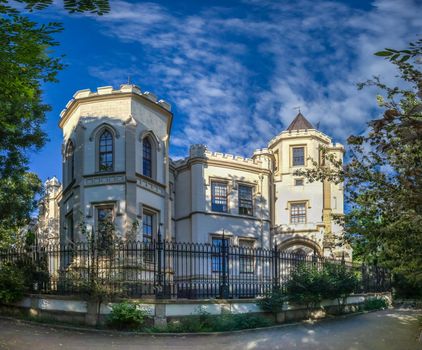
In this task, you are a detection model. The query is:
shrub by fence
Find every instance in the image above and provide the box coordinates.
[0,236,391,300]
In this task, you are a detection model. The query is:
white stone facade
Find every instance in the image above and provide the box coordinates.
[41,84,349,259]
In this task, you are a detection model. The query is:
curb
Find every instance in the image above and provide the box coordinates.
[0,309,387,337]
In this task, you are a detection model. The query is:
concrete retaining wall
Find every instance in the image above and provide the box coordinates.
[0,292,392,327]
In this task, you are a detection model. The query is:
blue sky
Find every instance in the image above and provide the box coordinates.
[25,0,421,183]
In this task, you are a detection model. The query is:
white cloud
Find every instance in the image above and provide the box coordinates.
[89,0,421,157]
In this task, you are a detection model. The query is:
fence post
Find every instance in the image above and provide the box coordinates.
[219,230,229,299]
[272,244,279,291]
[155,230,163,299]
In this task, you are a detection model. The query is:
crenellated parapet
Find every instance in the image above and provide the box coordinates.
[172,144,274,171]
[189,144,208,158]
[59,84,171,121]
[204,150,257,165]
[268,128,333,147]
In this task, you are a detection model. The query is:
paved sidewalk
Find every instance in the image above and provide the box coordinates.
[0,309,420,350]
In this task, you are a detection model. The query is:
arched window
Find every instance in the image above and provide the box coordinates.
[143,138,152,177]
[65,140,74,183]
[99,130,113,172]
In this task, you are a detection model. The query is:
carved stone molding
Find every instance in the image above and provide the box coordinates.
[84,174,125,186]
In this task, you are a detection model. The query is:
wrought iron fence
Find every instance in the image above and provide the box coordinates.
[0,236,391,299]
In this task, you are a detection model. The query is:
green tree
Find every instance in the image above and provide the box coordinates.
[0,1,109,247]
[297,39,422,297]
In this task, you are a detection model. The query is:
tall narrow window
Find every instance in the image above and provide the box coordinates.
[273,150,279,171]
[292,147,305,166]
[143,212,154,242]
[238,185,253,216]
[99,130,113,172]
[143,138,152,178]
[96,205,114,254]
[65,141,74,183]
[211,181,228,212]
[239,239,255,273]
[290,202,306,224]
[211,237,229,272]
[143,211,155,263]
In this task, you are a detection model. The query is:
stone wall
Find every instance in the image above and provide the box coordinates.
[0,292,391,328]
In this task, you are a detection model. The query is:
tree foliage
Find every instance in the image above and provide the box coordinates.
[0,263,26,303]
[0,1,109,246]
[297,39,422,296]
[14,0,110,15]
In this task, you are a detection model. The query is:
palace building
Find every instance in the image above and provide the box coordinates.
[38,84,350,260]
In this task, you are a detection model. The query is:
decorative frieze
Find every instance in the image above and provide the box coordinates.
[137,177,165,197]
[84,174,125,186]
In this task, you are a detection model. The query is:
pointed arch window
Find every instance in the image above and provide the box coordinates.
[143,138,152,178]
[65,140,75,183]
[99,130,113,172]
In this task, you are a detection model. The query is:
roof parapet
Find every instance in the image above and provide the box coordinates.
[189,144,207,158]
[61,84,172,122]
[171,144,266,169]
[143,91,157,102]
[268,128,331,147]
[97,86,113,95]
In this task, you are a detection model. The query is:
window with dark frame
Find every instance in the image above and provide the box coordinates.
[292,147,305,166]
[295,178,304,186]
[143,138,152,178]
[99,130,113,171]
[274,150,279,171]
[96,206,114,253]
[238,184,253,216]
[239,239,255,274]
[143,212,154,241]
[143,211,155,263]
[290,202,306,224]
[211,237,229,272]
[211,181,228,212]
[97,206,113,223]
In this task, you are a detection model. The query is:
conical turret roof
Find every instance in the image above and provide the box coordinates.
[286,112,314,131]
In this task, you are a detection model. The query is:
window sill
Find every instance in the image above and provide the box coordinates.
[210,210,256,219]
[85,171,125,177]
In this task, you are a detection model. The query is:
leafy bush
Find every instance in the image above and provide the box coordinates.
[107,301,150,330]
[257,287,287,314]
[392,273,422,299]
[285,264,327,308]
[152,310,273,333]
[323,263,359,311]
[0,263,26,304]
[13,257,49,291]
[273,263,359,312]
[363,297,389,311]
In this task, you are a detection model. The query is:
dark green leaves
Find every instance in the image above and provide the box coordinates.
[15,0,110,15]
[374,39,422,62]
